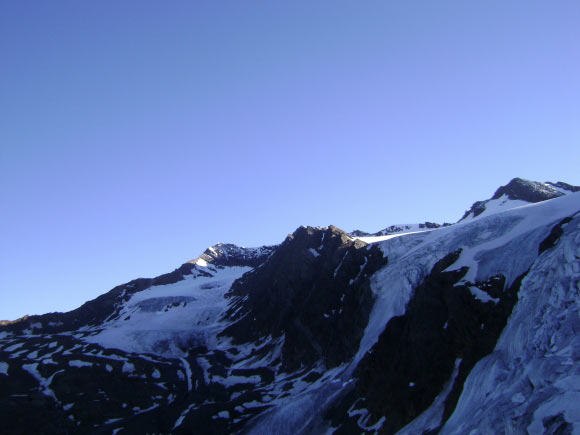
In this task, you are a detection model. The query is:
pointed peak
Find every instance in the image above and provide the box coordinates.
[189,243,277,268]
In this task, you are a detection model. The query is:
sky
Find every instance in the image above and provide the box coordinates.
[1,0,579,320]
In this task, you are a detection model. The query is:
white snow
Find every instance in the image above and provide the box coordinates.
[83,265,251,356]
[26,350,38,359]
[180,357,193,391]
[446,193,580,287]
[9,349,28,359]
[122,362,135,373]
[22,363,63,403]
[242,400,267,409]
[225,334,285,371]
[0,361,8,375]
[349,256,368,284]
[133,403,160,415]
[62,344,82,355]
[468,286,499,304]
[528,392,580,434]
[93,351,127,361]
[353,229,433,244]
[333,251,348,278]
[173,403,197,430]
[214,374,261,386]
[308,248,320,258]
[441,211,580,434]
[346,403,385,431]
[194,258,208,267]
[460,194,529,222]
[247,193,580,435]
[2,190,573,434]
[5,342,24,352]
[196,356,212,384]
[69,360,93,368]
[360,194,580,368]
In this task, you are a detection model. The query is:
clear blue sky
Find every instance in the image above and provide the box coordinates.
[1,1,579,320]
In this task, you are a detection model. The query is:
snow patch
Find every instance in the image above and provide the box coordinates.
[469,286,500,304]
[5,342,24,352]
[83,266,251,356]
[69,360,93,368]
[122,362,135,373]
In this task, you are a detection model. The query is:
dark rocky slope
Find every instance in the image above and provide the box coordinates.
[222,225,387,371]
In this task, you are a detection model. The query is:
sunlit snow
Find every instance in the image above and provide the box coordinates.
[83,265,251,356]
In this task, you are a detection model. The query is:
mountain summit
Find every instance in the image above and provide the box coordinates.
[459,177,579,222]
[1,178,579,434]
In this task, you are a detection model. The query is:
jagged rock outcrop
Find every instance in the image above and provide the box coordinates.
[459,177,580,222]
[190,243,276,268]
[492,178,564,203]
[222,225,387,371]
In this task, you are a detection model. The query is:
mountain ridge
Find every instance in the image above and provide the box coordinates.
[1,177,580,434]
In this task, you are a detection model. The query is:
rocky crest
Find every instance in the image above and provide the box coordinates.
[491,178,565,203]
[459,177,580,221]
[190,243,276,268]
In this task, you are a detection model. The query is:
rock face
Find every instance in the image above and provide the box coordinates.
[546,181,580,193]
[491,178,565,203]
[222,225,387,371]
[1,178,580,435]
[191,243,276,268]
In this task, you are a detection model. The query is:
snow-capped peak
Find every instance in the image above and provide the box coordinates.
[459,177,579,223]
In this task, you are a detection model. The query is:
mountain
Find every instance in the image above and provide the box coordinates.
[459,177,580,222]
[1,178,579,434]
